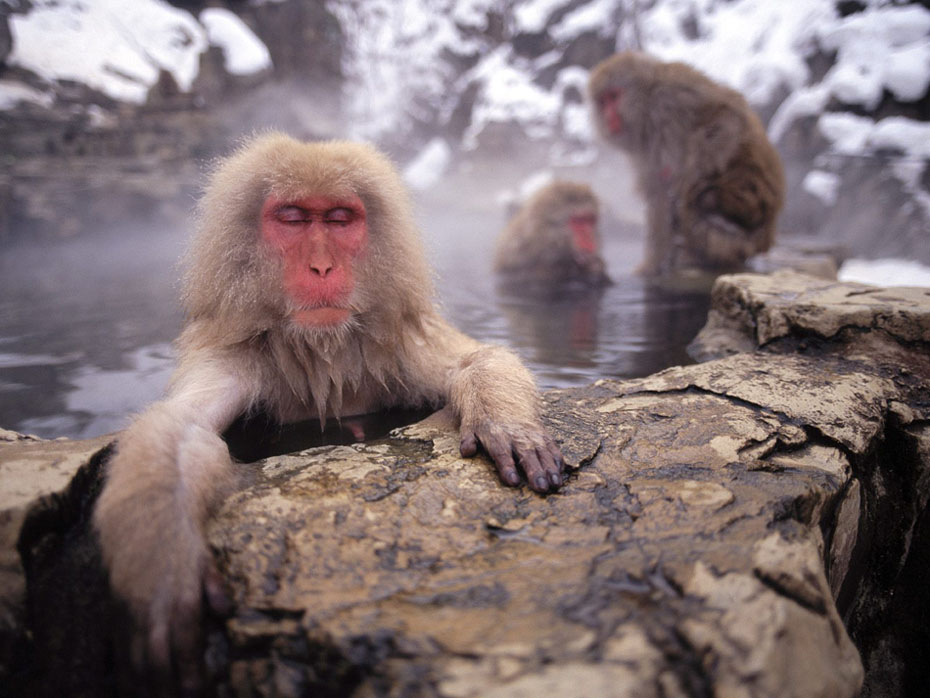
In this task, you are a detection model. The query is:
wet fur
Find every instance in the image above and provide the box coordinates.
[494,180,609,285]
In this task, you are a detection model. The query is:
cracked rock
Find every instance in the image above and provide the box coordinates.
[4,272,930,697]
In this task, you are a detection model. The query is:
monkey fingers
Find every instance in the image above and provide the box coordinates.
[460,428,521,487]
[461,424,565,492]
[130,589,204,697]
[124,559,230,697]
[513,433,565,493]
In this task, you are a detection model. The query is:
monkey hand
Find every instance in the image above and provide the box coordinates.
[94,416,234,695]
[459,420,565,493]
[96,494,231,695]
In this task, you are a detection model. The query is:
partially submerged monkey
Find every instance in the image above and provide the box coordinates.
[589,51,785,275]
[494,180,611,289]
[93,133,565,691]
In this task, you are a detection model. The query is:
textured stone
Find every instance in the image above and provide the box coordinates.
[5,273,930,697]
[690,270,930,361]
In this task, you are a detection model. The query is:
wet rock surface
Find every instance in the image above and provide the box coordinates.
[4,272,930,697]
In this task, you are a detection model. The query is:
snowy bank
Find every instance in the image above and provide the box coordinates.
[3,0,269,105]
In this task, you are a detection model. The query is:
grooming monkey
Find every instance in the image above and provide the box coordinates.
[495,180,610,288]
[589,51,785,275]
[93,133,564,692]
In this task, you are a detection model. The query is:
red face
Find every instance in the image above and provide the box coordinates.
[598,88,623,135]
[569,212,598,254]
[260,194,368,328]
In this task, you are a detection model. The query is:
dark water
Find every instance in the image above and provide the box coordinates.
[0,207,710,440]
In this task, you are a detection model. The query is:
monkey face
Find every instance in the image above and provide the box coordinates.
[568,211,598,254]
[596,88,623,135]
[260,194,368,329]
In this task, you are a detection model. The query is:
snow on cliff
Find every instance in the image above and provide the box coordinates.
[4,0,269,105]
[5,0,928,164]
[324,0,930,203]
[3,0,929,225]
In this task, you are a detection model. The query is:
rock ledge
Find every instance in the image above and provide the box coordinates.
[3,272,929,698]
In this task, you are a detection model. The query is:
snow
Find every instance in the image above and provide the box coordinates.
[463,48,563,149]
[3,0,930,220]
[816,113,930,159]
[200,8,272,76]
[802,170,841,205]
[495,169,555,209]
[768,85,831,143]
[327,0,465,141]
[404,138,453,190]
[635,0,930,179]
[768,0,930,145]
[818,113,874,156]
[637,0,930,117]
[5,0,271,105]
[0,81,53,110]
[636,0,833,108]
[870,118,930,159]
[884,42,930,103]
[551,0,616,41]
[819,4,930,108]
[8,0,207,104]
[452,0,499,29]
[515,0,571,34]
[838,259,930,288]
[517,170,556,200]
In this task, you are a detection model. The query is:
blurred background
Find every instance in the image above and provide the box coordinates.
[1,0,929,439]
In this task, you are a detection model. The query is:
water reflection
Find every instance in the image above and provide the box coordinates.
[0,229,186,439]
[492,278,709,389]
[0,216,711,440]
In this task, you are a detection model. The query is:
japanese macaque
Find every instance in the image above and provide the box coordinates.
[588,51,785,275]
[494,181,610,288]
[92,133,564,692]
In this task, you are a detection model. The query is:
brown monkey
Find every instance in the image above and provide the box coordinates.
[494,180,610,288]
[588,51,785,275]
[92,133,564,691]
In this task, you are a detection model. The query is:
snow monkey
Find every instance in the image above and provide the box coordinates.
[494,180,611,288]
[92,133,565,691]
[588,51,785,275]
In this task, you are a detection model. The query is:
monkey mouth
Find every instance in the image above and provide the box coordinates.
[291,307,352,328]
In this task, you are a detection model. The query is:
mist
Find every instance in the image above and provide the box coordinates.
[1,0,928,439]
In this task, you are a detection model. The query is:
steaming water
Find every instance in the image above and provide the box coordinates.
[0,211,709,441]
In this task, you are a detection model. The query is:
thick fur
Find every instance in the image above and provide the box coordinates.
[494,180,609,286]
[588,51,785,274]
[93,132,562,690]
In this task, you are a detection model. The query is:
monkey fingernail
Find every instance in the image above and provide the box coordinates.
[534,476,550,492]
[548,472,562,488]
[503,469,520,486]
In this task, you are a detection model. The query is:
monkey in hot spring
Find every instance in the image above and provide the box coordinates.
[93,133,566,692]
[589,51,785,275]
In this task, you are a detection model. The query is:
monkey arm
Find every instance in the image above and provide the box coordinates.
[638,175,679,275]
[429,324,564,493]
[93,354,253,692]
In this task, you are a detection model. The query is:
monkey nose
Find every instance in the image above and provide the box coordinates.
[310,261,334,277]
[307,249,335,277]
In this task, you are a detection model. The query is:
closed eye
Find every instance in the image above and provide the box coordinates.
[325,207,355,225]
[274,205,310,224]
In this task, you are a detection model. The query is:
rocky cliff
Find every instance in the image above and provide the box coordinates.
[2,270,929,697]
[2,1,929,262]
